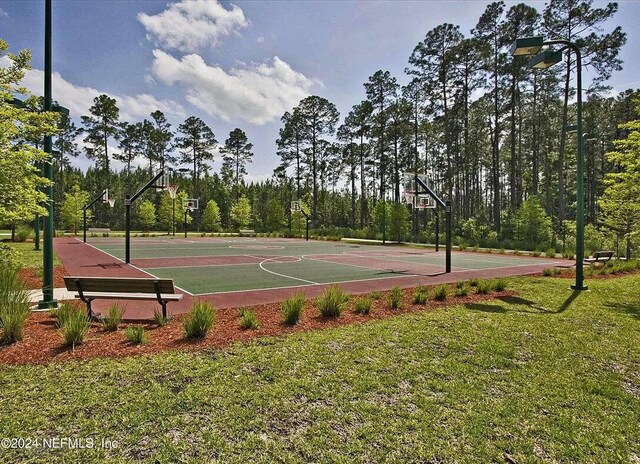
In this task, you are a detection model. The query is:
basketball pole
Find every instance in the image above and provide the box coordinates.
[125,170,166,264]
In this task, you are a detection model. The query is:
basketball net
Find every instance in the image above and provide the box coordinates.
[167,184,178,199]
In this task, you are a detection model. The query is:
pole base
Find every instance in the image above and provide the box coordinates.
[37,298,58,310]
[570,285,589,291]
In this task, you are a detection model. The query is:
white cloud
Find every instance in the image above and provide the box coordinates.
[138,0,248,53]
[0,7,9,17]
[150,50,318,125]
[0,56,185,122]
[256,37,265,44]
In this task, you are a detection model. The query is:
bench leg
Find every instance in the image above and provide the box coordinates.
[161,302,167,320]
[85,299,95,319]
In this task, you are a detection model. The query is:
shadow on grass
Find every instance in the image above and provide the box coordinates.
[558,290,581,313]
[464,303,507,313]
[606,302,640,320]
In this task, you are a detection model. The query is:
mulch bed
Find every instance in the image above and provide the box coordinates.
[0,286,516,366]
[18,266,68,290]
[538,268,640,280]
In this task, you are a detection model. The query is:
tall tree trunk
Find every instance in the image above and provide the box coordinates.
[360,133,366,228]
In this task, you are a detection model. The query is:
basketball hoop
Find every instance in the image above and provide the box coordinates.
[290,200,301,214]
[108,199,115,208]
[166,184,178,199]
[183,198,199,211]
[414,196,436,209]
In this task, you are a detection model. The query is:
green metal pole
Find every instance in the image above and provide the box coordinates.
[571,45,587,290]
[38,0,57,309]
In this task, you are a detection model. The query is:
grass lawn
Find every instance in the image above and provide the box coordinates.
[2,241,62,269]
[1,275,639,462]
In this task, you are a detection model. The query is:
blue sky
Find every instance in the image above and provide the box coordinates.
[1,0,639,181]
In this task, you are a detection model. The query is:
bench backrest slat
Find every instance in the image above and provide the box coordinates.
[64,276,175,294]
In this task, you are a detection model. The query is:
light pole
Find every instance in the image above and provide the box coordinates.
[511,36,588,291]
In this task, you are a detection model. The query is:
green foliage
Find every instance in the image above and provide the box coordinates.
[388,286,403,309]
[266,199,286,231]
[454,282,469,297]
[100,304,124,331]
[514,196,552,248]
[354,297,372,314]
[183,301,215,339]
[468,278,479,287]
[239,307,260,330]
[0,40,56,225]
[0,264,30,344]
[316,285,349,318]
[371,201,392,238]
[476,280,492,295]
[231,195,252,229]
[281,293,305,325]
[543,268,554,277]
[53,303,78,328]
[124,326,147,345]
[389,203,410,242]
[153,309,169,327]
[15,225,32,242]
[368,291,384,300]
[413,286,428,304]
[0,244,22,269]
[138,200,156,232]
[158,192,174,233]
[545,248,557,258]
[60,308,90,348]
[201,199,222,232]
[61,185,91,235]
[433,284,448,301]
[601,106,640,250]
[492,279,507,292]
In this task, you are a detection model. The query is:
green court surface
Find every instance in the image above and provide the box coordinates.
[86,237,566,295]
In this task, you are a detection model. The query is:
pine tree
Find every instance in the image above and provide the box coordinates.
[220,128,253,198]
[81,94,120,183]
[176,116,217,198]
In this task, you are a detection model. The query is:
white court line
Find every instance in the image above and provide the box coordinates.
[77,238,194,296]
[258,256,318,285]
[301,254,422,275]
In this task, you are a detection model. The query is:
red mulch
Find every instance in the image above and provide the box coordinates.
[537,268,640,280]
[18,266,68,290]
[0,286,517,366]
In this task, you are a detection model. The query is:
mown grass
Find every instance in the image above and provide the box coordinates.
[0,241,62,269]
[1,275,640,462]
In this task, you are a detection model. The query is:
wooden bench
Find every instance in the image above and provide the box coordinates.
[238,229,256,237]
[64,276,183,319]
[584,250,614,265]
[88,227,111,237]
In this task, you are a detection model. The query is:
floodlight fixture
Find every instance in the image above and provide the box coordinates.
[509,36,544,57]
[527,50,563,69]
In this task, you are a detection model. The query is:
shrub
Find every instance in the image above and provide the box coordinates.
[388,286,403,309]
[15,226,33,242]
[354,298,372,314]
[282,293,305,325]
[0,265,30,344]
[531,250,542,257]
[54,303,79,328]
[458,242,468,251]
[413,288,428,305]
[433,284,448,301]
[468,278,479,287]
[476,280,492,295]
[499,248,506,254]
[183,301,216,339]
[100,304,124,331]
[543,268,553,277]
[0,244,22,269]
[153,309,169,327]
[545,248,557,258]
[454,283,469,297]
[493,278,507,292]
[61,309,90,347]
[316,285,349,318]
[368,291,384,300]
[124,326,147,345]
[239,307,260,330]
[472,246,479,253]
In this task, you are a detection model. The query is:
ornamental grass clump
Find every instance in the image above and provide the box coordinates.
[493,278,507,292]
[434,284,448,301]
[101,304,124,331]
[476,280,492,295]
[239,307,260,330]
[61,308,90,348]
[183,301,215,339]
[282,293,305,325]
[354,297,372,315]
[124,326,148,345]
[316,285,349,318]
[0,265,30,344]
[153,309,170,327]
[413,285,428,305]
[454,282,469,297]
[388,286,403,309]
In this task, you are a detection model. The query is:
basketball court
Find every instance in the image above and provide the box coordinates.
[53,234,568,318]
